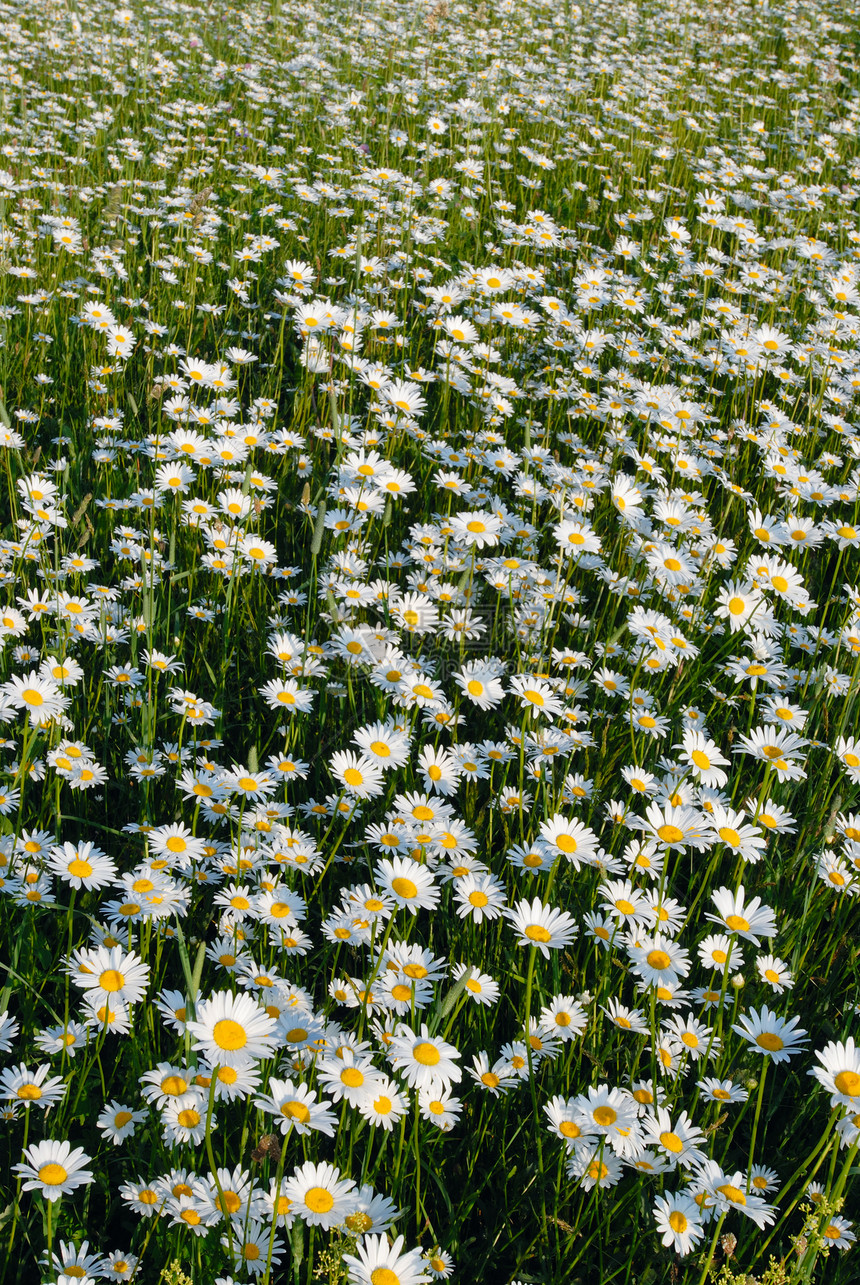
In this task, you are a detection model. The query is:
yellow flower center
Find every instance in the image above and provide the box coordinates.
[305,1187,334,1213]
[99,969,125,993]
[213,1019,247,1051]
[834,1070,860,1097]
[413,1041,441,1066]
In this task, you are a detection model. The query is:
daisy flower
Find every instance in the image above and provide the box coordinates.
[72,945,151,1006]
[418,1084,462,1131]
[387,1023,462,1090]
[505,897,577,957]
[34,1021,87,1059]
[573,1084,638,1147]
[376,857,441,914]
[425,1248,455,1280]
[255,1078,337,1136]
[821,1215,857,1250]
[568,1144,624,1191]
[454,661,506,710]
[15,1139,93,1202]
[641,1107,707,1168]
[97,1100,147,1145]
[48,841,117,890]
[539,994,587,1041]
[538,814,601,867]
[100,1251,138,1281]
[0,1062,66,1110]
[707,886,777,944]
[451,964,500,1007]
[186,991,280,1067]
[0,1011,19,1052]
[330,751,385,799]
[453,872,506,923]
[756,955,794,993]
[161,1095,209,1145]
[467,1052,516,1097]
[809,1037,860,1107]
[627,934,691,988]
[699,1077,748,1104]
[317,1051,383,1106]
[731,1006,808,1062]
[696,1159,776,1227]
[224,1220,284,1277]
[283,1161,356,1229]
[356,1076,408,1130]
[509,674,564,718]
[653,1193,705,1255]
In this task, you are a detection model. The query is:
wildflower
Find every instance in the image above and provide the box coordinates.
[699,1078,748,1104]
[376,858,441,914]
[387,1024,462,1090]
[653,1193,705,1255]
[809,1038,860,1107]
[283,1161,355,1229]
[71,945,150,1006]
[505,897,578,957]
[255,1078,337,1136]
[49,841,117,890]
[97,1101,147,1145]
[821,1215,857,1250]
[642,1108,707,1168]
[707,886,777,944]
[627,934,691,988]
[0,1062,66,1110]
[756,955,794,993]
[15,1140,93,1201]
[343,1233,431,1285]
[357,1077,408,1129]
[186,991,280,1067]
[696,1160,776,1227]
[731,1006,809,1062]
[453,872,506,924]
[329,751,385,799]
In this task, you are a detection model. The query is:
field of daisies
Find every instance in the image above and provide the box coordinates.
[3,0,860,1280]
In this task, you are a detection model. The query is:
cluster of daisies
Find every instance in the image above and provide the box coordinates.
[1,0,860,1279]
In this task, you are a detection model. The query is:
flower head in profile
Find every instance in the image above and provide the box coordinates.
[731,1006,808,1063]
[809,1037,860,1107]
[505,898,577,958]
[707,885,777,945]
[694,1159,777,1227]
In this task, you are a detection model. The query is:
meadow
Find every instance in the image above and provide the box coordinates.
[0,0,859,1280]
